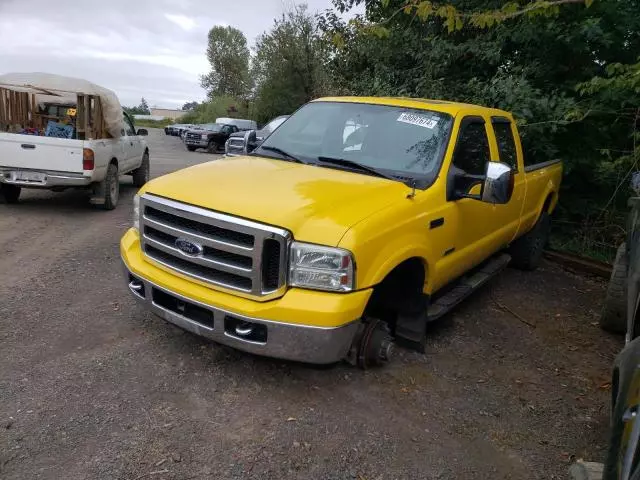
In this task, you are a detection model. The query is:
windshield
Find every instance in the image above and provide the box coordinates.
[263,116,288,134]
[258,102,452,183]
[200,123,222,131]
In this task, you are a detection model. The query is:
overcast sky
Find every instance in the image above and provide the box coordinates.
[0,0,361,109]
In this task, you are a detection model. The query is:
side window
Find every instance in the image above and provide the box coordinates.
[452,118,490,175]
[492,118,518,170]
[123,113,135,136]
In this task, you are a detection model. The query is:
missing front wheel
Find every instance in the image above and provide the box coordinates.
[347,318,393,369]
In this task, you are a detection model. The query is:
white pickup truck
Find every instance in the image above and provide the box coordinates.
[0,73,150,209]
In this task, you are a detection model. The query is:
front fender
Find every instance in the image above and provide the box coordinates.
[366,246,431,290]
[348,229,433,291]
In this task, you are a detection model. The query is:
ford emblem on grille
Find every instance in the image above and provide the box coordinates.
[175,238,203,256]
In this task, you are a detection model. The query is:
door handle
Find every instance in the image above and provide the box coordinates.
[21,144,36,149]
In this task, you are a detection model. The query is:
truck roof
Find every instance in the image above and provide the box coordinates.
[313,96,512,118]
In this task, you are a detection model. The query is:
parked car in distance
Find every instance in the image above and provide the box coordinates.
[121,96,563,368]
[184,123,239,153]
[215,117,257,131]
[226,115,289,157]
[166,124,192,137]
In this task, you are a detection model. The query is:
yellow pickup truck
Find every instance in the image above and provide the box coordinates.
[120,97,562,368]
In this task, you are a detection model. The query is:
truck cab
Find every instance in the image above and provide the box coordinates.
[184,123,239,153]
[121,97,562,367]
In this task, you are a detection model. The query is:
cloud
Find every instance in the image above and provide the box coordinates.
[165,14,197,31]
[0,0,364,109]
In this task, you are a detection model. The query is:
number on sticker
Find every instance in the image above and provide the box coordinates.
[397,112,438,129]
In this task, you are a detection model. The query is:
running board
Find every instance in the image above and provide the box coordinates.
[426,253,511,321]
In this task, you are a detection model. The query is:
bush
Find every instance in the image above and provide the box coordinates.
[180,96,252,124]
[133,118,175,128]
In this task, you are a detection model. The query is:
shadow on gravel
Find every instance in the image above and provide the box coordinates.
[0,180,139,212]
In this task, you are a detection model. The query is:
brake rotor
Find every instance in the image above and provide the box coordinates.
[354,318,393,369]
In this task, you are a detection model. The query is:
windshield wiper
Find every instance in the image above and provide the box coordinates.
[317,156,398,181]
[257,145,305,164]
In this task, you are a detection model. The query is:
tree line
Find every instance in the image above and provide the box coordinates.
[188,0,639,260]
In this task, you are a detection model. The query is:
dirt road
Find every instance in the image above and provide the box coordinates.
[0,129,622,479]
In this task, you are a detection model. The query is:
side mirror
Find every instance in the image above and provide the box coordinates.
[481,162,514,204]
[242,130,257,154]
[137,128,148,136]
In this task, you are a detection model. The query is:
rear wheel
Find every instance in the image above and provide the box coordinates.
[101,163,119,210]
[510,212,551,270]
[600,243,628,334]
[207,140,219,154]
[1,184,21,204]
[132,151,150,187]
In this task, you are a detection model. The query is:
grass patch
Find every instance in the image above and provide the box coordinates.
[134,118,176,128]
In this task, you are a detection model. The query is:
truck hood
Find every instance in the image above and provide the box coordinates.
[141,156,409,246]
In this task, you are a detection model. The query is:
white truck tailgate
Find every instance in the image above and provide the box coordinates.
[0,132,84,174]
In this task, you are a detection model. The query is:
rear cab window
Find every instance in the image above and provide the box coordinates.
[491,116,519,171]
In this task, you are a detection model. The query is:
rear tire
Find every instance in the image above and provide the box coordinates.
[132,151,150,188]
[600,243,628,334]
[1,184,21,204]
[510,212,551,271]
[101,163,119,210]
[207,140,219,154]
[187,146,196,152]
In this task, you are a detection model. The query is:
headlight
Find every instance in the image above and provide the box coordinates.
[201,134,208,140]
[289,242,354,292]
[132,194,140,231]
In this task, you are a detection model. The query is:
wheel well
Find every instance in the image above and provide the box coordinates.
[365,257,427,331]
[110,158,118,168]
[542,192,555,214]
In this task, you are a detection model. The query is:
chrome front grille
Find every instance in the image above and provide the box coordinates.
[139,194,290,300]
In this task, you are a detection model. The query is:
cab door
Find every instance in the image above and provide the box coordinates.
[487,116,526,245]
[123,112,143,170]
[444,115,499,272]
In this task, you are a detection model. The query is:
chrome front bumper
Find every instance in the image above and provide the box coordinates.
[122,262,359,364]
[0,168,91,188]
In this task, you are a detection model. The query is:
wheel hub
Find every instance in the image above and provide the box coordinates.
[348,318,393,369]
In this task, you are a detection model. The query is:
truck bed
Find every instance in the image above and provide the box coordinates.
[0,132,84,174]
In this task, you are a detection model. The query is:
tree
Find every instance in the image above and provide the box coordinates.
[182,101,199,111]
[139,97,150,115]
[124,98,151,115]
[320,0,640,259]
[200,26,251,98]
[251,5,331,124]
[179,96,250,125]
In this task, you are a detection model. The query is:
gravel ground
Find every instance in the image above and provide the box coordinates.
[0,129,622,479]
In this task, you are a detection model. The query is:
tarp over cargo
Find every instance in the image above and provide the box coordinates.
[0,72,124,138]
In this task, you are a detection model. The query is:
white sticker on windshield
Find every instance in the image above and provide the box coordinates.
[397,112,438,129]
